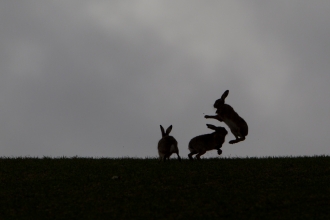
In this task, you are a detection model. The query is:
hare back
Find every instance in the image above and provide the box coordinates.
[158,136,178,153]
[188,133,216,152]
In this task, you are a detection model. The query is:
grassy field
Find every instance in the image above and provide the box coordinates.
[0,156,329,219]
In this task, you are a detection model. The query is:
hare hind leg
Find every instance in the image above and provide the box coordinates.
[176,153,182,162]
[195,150,206,160]
[229,128,247,144]
[159,153,169,162]
[188,151,197,161]
[229,136,245,144]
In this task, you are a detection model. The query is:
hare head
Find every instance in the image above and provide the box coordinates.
[213,90,229,109]
[206,124,228,142]
[160,125,172,138]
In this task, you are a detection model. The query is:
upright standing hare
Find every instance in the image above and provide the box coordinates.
[205,90,248,144]
[188,124,228,160]
[158,125,181,161]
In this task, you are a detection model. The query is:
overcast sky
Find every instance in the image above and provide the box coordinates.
[1,1,329,158]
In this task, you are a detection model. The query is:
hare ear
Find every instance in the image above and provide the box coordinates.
[160,125,166,137]
[221,90,229,101]
[165,125,173,135]
[206,124,217,130]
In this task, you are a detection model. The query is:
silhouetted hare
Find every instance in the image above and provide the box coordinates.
[205,90,248,144]
[188,124,228,160]
[158,125,181,161]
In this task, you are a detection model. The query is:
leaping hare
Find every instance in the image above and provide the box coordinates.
[188,124,228,160]
[158,125,181,161]
[205,90,248,144]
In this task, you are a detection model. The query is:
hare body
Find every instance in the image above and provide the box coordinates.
[158,125,181,161]
[205,90,248,144]
[188,124,228,160]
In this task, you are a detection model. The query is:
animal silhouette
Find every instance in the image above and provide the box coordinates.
[205,90,248,144]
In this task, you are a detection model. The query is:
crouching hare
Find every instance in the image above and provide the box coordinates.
[188,124,228,160]
[158,125,181,161]
[205,90,248,144]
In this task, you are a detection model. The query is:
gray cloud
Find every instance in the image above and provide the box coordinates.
[0,1,329,158]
